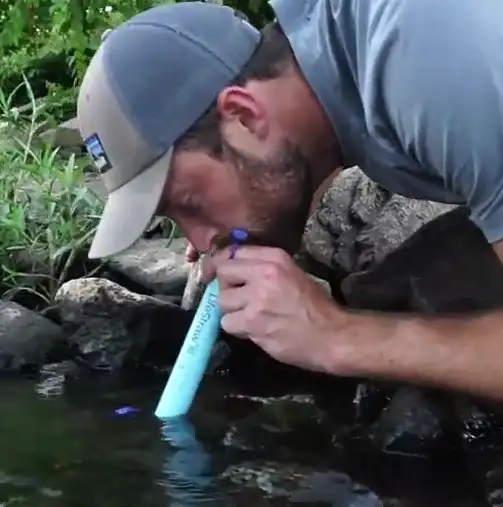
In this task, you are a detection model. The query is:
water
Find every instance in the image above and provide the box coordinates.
[0,373,495,506]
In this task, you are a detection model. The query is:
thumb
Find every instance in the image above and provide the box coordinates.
[200,254,218,285]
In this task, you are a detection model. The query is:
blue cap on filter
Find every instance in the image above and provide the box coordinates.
[231,228,248,243]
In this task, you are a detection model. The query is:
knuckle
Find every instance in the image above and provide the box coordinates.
[269,247,290,265]
[262,262,281,282]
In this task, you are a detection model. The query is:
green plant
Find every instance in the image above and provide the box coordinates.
[0,75,104,304]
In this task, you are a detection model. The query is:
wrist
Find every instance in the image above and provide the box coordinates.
[323,308,402,378]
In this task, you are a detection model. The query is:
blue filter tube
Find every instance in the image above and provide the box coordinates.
[154,279,221,419]
[154,228,248,419]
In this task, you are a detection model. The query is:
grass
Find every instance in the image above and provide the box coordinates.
[0,74,180,308]
[0,75,105,306]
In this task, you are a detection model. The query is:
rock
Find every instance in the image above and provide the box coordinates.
[307,273,332,295]
[353,382,393,425]
[369,386,453,457]
[181,257,205,310]
[299,166,456,279]
[39,117,84,154]
[220,461,382,506]
[107,237,190,296]
[342,207,503,313]
[36,360,82,397]
[451,397,503,450]
[484,460,503,507]
[221,394,333,455]
[54,277,195,370]
[0,300,66,372]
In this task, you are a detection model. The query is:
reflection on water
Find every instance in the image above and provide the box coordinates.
[0,373,492,506]
[159,417,223,505]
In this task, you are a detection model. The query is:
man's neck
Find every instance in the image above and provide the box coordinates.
[286,65,343,188]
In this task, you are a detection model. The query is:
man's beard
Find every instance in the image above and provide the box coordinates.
[223,139,314,255]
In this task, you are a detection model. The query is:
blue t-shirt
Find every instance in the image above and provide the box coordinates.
[270,0,503,244]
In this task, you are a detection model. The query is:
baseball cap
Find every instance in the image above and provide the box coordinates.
[77,2,260,259]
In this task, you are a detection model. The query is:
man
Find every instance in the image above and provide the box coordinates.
[77,0,503,400]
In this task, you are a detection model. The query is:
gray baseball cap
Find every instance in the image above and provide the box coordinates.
[77,2,260,259]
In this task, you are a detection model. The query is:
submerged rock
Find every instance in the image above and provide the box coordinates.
[353,382,393,426]
[221,460,382,506]
[0,300,66,372]
[451,397,503,450]
[36,360,83,397]
[221,394,333,455]
[107,237,190,296]
[369,387,453,457]
[54,277,194,371]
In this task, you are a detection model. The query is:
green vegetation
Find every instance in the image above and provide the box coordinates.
[0,0,273,307]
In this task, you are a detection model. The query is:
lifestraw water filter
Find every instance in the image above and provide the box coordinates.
[154,228,248,419]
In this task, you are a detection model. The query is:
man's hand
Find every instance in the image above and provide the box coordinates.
[205,245,350,372]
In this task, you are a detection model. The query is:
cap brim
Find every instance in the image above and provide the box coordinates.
[88,147,173,259]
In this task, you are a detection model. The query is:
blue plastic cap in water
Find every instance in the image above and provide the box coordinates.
[231,228,248,243]
[114,406,139,416]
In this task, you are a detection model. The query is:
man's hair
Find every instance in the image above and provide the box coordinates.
[175,21,294,158]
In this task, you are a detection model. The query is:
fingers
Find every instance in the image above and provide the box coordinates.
[202,245,292,285]
[221,310,247,337]
[217,259,270,289]
[218,286,247,313]
[211,245,291,266]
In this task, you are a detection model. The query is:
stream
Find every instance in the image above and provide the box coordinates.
[0,371,497,507]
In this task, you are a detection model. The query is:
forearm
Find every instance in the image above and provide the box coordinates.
[335,309,503,400]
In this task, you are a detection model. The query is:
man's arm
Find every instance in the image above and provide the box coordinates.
[335,279,503,400]
[332,0,503,400]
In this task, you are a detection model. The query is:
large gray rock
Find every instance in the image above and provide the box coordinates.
[0,300,66,371]
[54,277,194,370]
[108,237,190,295]
[298,166,456,277]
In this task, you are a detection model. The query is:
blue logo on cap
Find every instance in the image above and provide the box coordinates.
[84,133,112,174]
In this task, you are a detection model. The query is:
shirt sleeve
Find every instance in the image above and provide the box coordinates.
[377,0,503,243]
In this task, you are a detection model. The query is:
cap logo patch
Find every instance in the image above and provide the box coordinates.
[84,133,112,174]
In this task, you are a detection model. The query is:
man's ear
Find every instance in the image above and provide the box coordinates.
[216,86,269,140]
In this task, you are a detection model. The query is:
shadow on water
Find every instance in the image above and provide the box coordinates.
[0,372,495,507]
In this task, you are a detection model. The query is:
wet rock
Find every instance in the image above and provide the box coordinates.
[369,387,453,457]
[0,300,66,372]
[221,394,333,455]
[36,360,83,397]
[485,461,503,507]
[353,382,393,425]
[54,277,194,371]
[452,397,503,450]
[299,166,456,280]
[107,237,190,296]
[342,207,503,313]
[221,461,382,506]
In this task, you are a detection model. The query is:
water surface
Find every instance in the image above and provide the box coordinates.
[0,373,493,506]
